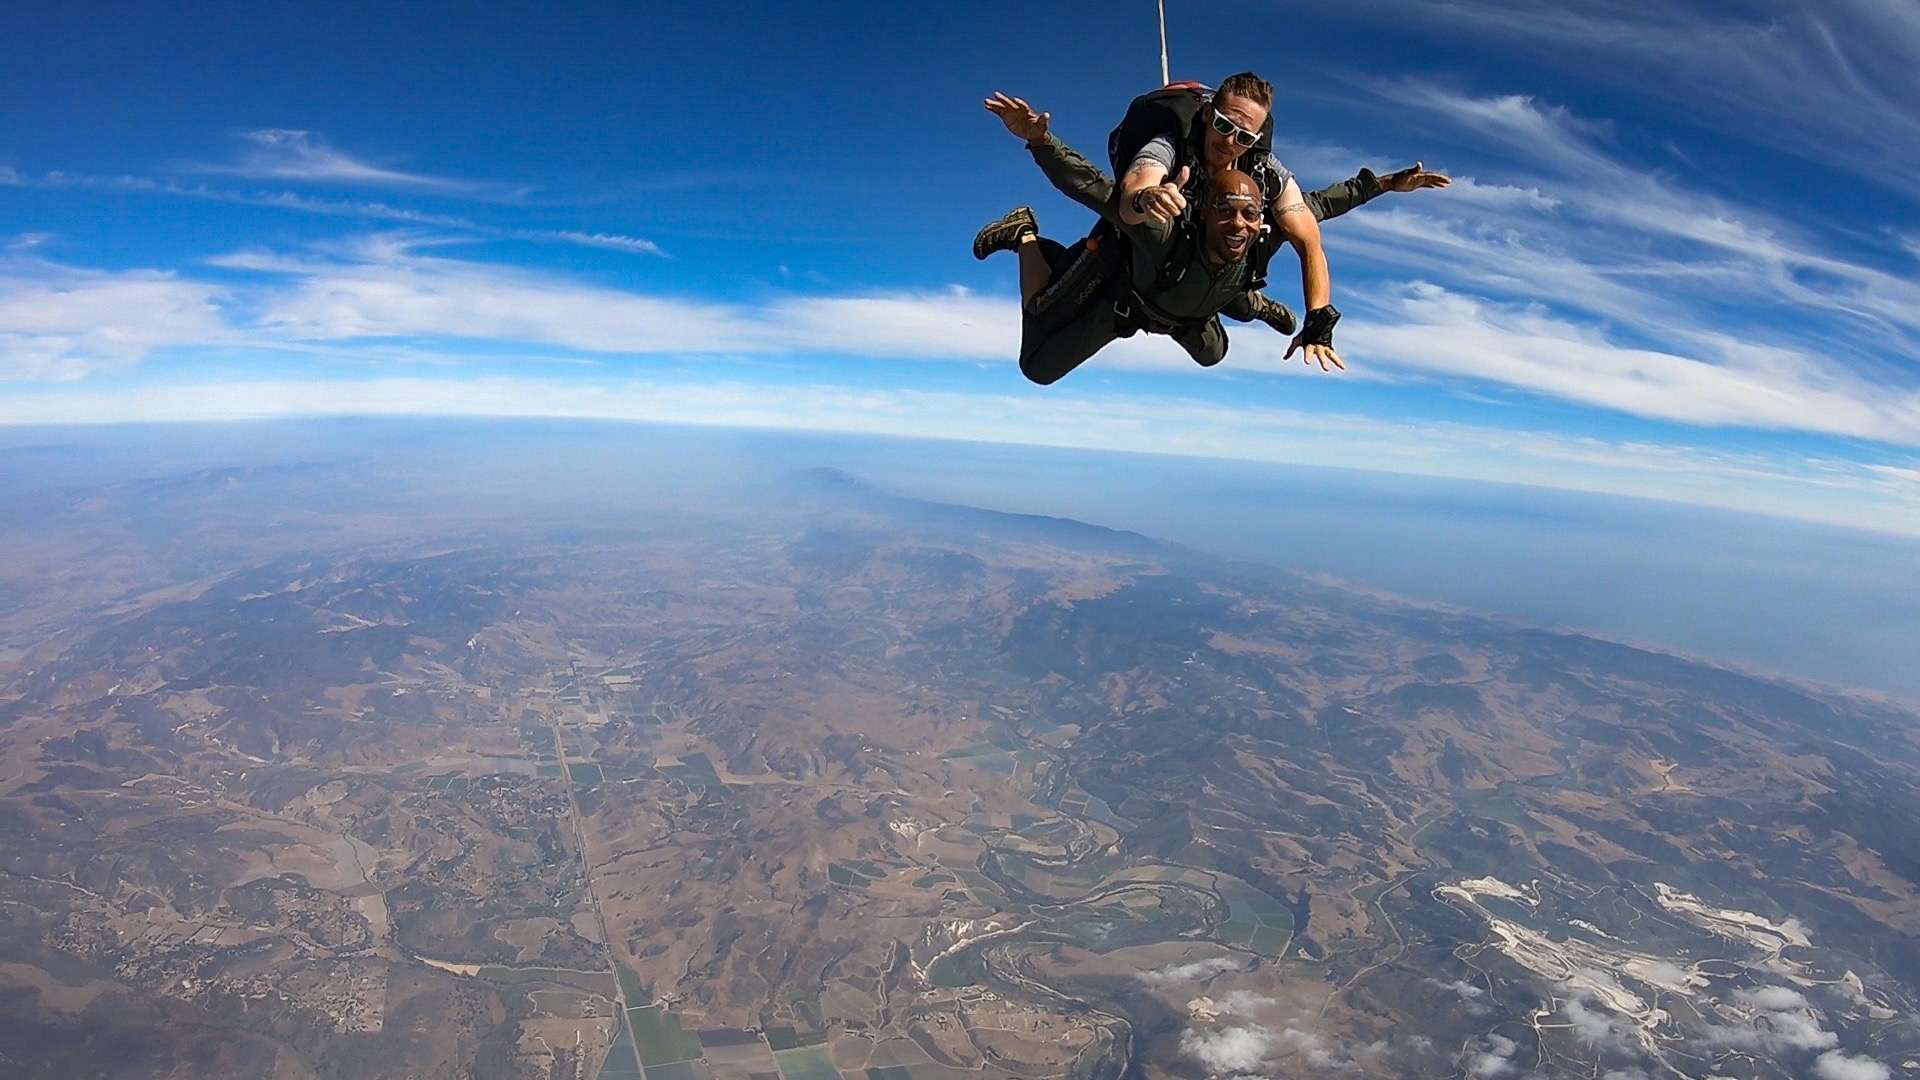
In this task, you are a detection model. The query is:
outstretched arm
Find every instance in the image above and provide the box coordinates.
[1272,175,1343,372]
[984,91,1051,143]
[983,91,1176,238]
[984,92,1113,217]
[1305,162,1452,222]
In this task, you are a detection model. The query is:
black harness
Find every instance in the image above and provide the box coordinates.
[1152,116,1288,297]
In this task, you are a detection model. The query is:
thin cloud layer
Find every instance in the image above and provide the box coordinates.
[4,373,1917,537]
[1339,0,1920,183]
[0,264,229,380]
[4,231,1919,449]
[210,129,482,193]
[7,169,666,257]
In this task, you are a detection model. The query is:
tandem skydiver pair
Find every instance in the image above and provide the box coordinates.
[976,73,1448,385]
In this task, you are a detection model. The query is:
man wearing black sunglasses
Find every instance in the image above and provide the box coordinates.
[1116,73,1341,370]
[980,90,1449,383]
[975,97,1339,386]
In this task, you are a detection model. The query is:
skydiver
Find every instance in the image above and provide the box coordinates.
[1115,72,1348,369]
[975,93,1447,384]
[972,105,1288,385]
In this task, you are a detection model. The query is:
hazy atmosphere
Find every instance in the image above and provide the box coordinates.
[12,421,1918,701]
[6,2,1920,1079]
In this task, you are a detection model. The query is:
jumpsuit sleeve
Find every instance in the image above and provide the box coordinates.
[1301,169,1383,223]
[1028,134,1173,254]
[1027,134,1120,221]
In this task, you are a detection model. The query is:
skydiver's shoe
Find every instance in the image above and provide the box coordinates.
[973,206,1037,260]
[1244,291,1298,336]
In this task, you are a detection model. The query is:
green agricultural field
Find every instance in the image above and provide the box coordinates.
[596,1018,643,1080]
[480,967,617,996]
[772,1045,844,1080]
[617,964,647,1007]
[529,988,606,1018]
[628,1004,704,1066]
[927,956,971,988]
[644,1061,704,1080]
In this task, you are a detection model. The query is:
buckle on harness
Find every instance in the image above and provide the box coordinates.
[1112,298,1140,337]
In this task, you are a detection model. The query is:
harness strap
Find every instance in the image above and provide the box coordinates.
[1116,290,1209,339]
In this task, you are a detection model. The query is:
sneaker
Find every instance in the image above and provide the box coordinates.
[973,206,1037,260]
[1245,291,1297,336]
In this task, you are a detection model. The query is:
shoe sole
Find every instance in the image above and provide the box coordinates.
[973,208,1036,260]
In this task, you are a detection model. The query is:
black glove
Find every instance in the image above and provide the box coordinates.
[1300,304,1341,347]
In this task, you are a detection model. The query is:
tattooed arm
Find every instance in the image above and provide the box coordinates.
[1272,175,1331,313]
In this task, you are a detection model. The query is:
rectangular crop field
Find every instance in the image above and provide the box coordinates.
[772,1046,844,1080]
[629,1004,704,1066]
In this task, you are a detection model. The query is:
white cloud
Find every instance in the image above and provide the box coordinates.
[0,264,229,379]
[1427,978,1484,998]
[1373,86,1920,342]
[232,241,754,352]
[8,169,664,257]
[1179,1018,1361,1074]
[85,236,1892,445]
[532,230,665,256]
[1339,0,1920,182]
[1461,1032,1519,1077]
[1279,89,1920,448]
[211,129,481,192]
[206,239,1012,358]
[1181,1024,1278,1073]
[1345,283,1920,441]
[1215,991,1279,1017]
[1136,957,1243,986]
[1813,1049,1892,1080]
[1737,986,1809,1011]
[1699,985,1839,1053]
[3,374,1918,538]
[1562,996,1620,1044]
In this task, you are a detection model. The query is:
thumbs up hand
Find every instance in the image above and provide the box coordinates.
[1142,165,1190,224]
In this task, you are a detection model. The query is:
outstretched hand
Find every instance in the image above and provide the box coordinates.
[1380,161,1450,193]
[985,92,1050,142]
[1285,336,1346,372]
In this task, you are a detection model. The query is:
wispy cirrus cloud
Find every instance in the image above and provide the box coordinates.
[7,168,665,256]
[1328,0,1920,184]
[1344,283,1920,441]
[204,129,486,193]
[1361,86,1920,345]
[1274,87,1920,441]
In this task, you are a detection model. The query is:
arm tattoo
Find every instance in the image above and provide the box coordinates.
[1276,200,1309,215]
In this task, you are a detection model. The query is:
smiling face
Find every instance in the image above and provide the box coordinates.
[1202,92,1269,170]
[1202,170,1265,266]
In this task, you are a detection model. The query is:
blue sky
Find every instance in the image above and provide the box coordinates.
[4,0,1919,534]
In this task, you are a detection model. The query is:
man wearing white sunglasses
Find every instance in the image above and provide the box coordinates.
[1116,73,1342,371]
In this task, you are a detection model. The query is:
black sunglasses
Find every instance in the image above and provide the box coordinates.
[1210,110,1261,148]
